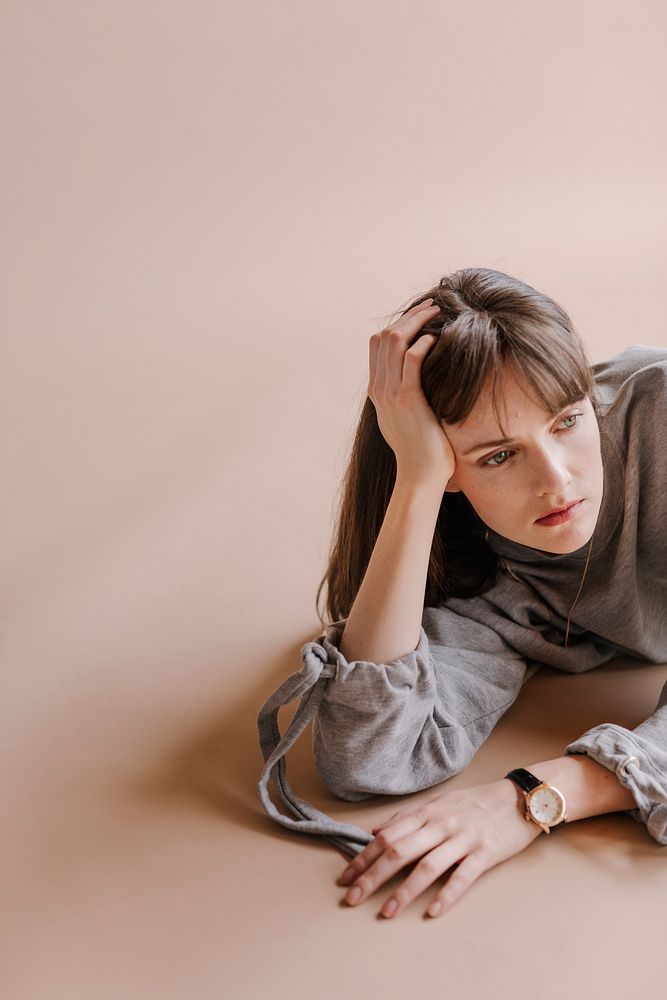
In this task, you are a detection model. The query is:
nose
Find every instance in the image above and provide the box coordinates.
[532,444,572,497]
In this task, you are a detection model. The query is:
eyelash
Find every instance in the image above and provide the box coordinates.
[481,412,583,469]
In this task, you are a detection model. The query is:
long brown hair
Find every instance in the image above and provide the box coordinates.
[315,267,600,628]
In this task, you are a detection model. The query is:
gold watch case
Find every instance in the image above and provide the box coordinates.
[523,782,568,834]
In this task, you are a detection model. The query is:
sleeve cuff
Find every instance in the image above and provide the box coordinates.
[564,723,667,846]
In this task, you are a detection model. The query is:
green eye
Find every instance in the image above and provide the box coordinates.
[481,412,582,470]
[485,450,512,467]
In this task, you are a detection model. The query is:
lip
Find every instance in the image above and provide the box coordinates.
[535,499,585,526]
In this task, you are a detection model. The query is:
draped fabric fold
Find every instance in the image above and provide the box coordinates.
[257,640,373,858]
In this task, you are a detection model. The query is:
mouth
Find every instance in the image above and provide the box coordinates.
[535,499,585,526]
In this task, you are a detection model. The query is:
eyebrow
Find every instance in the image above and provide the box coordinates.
[462,403,577,456]
[463,436,517,456]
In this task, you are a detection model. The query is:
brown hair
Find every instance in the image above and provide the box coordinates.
[315,267,600,627]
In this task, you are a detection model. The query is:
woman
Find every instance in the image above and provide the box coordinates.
[257,268,667,921]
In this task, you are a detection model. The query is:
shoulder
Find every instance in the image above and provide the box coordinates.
[593,346,667,461]
[592,344,667,410]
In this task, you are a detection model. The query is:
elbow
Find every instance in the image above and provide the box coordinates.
[312,713,460,800]
[312,722,385,799]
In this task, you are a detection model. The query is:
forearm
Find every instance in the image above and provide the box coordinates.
[499,753,636,822]
[339,476,443,665]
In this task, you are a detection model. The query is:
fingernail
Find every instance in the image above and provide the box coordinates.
[381,897,398,917]
[346,886,362,904]
[339,867,355,885]
[427,901,442,917]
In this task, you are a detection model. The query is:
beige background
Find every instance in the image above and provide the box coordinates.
[2,2,666,997]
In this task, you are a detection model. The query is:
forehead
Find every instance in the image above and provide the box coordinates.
[445,363,550,438]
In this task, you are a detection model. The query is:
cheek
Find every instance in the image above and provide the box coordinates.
[464,476,507,509]
[579,434,603,471]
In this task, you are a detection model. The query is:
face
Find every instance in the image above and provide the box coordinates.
[441,363,604,554]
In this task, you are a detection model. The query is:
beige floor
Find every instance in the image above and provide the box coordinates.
[4,630,667,997]
[3,3,667,998]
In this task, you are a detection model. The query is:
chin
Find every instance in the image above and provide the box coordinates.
[541,538,588,554]
[531,524,595,554]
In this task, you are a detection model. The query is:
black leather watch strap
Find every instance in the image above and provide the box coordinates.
[505,767,542,793]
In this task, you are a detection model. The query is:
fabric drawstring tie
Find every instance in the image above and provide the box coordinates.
[257,638,373,858]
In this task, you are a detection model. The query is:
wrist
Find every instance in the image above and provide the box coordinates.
[394,471,447,500]
[492,778,545,841]
[506,755,636,825]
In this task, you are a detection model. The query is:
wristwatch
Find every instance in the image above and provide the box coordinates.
[504,767,568,834]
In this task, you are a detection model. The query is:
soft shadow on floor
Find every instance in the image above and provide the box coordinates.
[121,628,396,859]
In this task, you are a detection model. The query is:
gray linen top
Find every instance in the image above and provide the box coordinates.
[257,345,667,856]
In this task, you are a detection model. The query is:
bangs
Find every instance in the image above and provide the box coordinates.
[422,310,596,434]
[487,349,595,440]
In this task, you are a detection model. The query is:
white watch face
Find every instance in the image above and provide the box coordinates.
[528,786,565,825]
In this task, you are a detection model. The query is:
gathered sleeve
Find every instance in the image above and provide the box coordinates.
[311,606,536,800]
[256,605,535,855]
[564,677,667,846]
